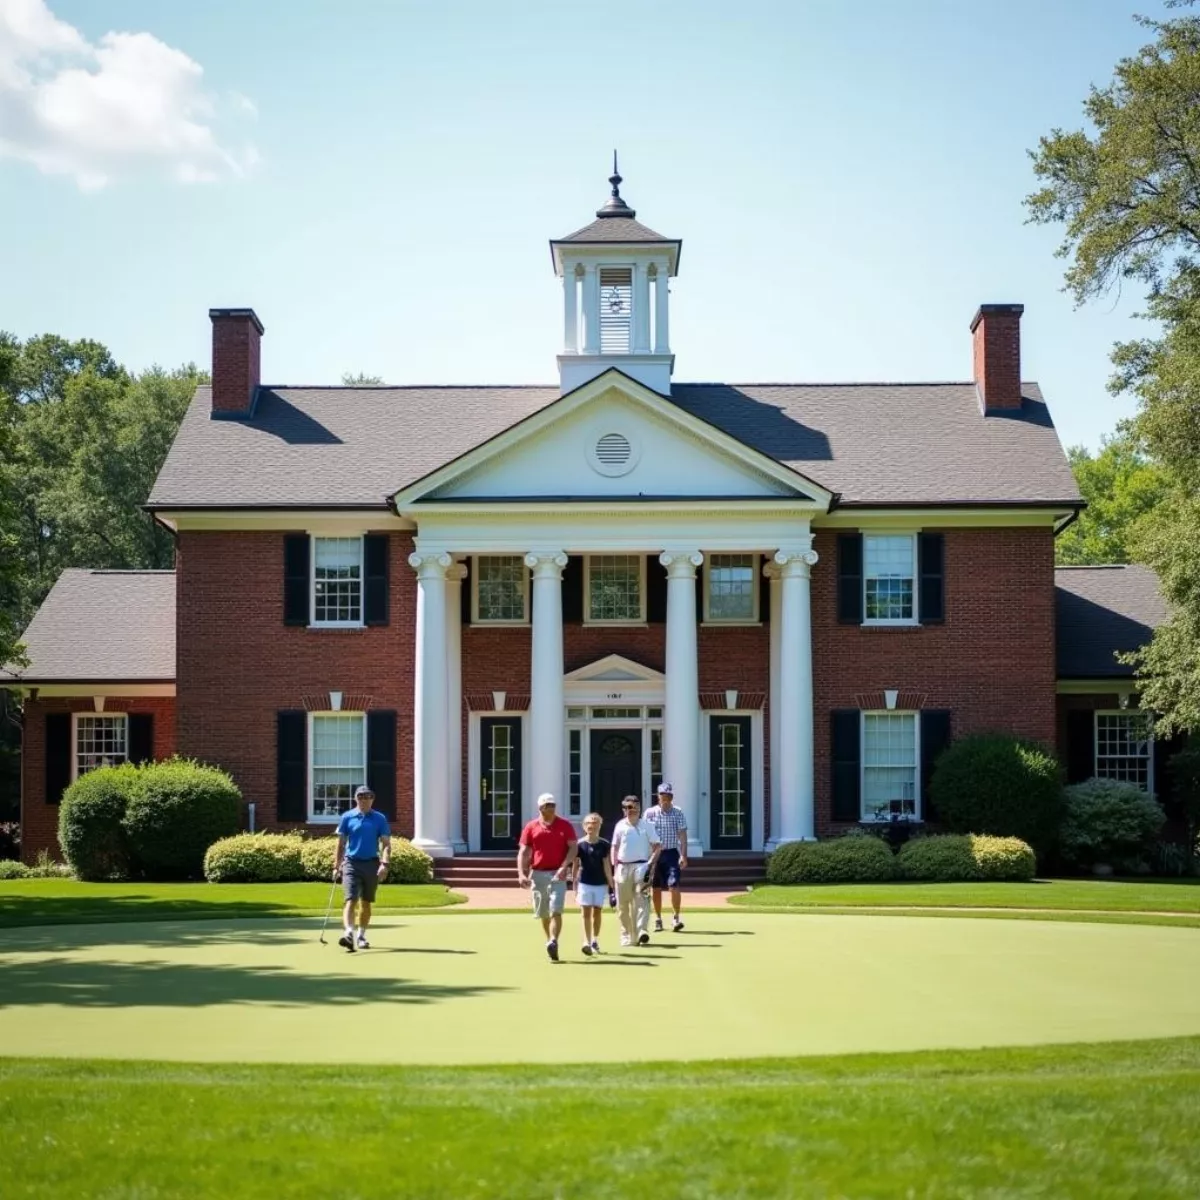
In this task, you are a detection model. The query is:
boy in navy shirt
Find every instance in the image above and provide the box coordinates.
[572,812,615,956]
[334,786,391,951]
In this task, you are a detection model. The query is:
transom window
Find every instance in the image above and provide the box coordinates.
[311,713,366,819]
[474,555,528,623]
[75,714,128,779]
[1095,712,1153,791]
[862,712,917,820]
[706,554,759,622]
[864,535,915,623]
[586,555,645,624]
[313,537,363,626]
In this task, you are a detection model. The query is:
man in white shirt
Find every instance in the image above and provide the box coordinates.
[609,795,662,947]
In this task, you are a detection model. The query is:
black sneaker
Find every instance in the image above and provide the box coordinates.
[546,940,559,963]
[637,932,651,946]
[337,933,356,953]
[672,917,684,933]
[654,918,664,933]
[581,942,593,957]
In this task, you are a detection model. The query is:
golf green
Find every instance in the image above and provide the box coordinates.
[2,911,1198,1064]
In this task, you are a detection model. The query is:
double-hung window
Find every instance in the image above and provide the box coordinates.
[313,537,363,626]
[862,712,918,820]
[585,555,645,624]
[310,713,367,819]
[74,714,128,780]
[864,535,916,624]
[705,554,759,623]
[474,555,529,623]
[1095,712,1153,791]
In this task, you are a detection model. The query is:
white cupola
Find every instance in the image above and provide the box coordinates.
[550,154,681,396]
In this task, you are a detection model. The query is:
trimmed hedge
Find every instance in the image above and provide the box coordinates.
[0,859,28,880]
[269,834,434,885]
[299,837,337,881]
[203,833,305,883]
[897,834,1036,882]
[58,763,140,881]
[1059,779,1166,872]
[766,835,897,884]
[929,734,1062,854]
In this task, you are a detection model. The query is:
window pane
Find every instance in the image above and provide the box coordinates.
[590,707,642,719]
[488,725,516,837]
[76,715,128,777]
[314,537,362,624]
[650,727,663,795]
[476,555,526,622]
[312,714,365,818]
[708,554,756,620]
[864,536,914,621]
[568,729,582,816]
[863,713,916,819]
[587,555,642,622]
[716,721,745,838]
[1096,714,1152,791]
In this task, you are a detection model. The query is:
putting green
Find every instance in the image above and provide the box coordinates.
[1,912,1198,1064]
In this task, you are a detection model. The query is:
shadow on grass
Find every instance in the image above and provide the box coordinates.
[0,958,508,1009]
[0,895,310,929]
[565,959,656,968]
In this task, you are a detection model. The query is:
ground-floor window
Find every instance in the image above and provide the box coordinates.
[74,714,128,779]
[862,712,917,820]
[567,728,583,816]
[1095,712,1153,791]
[310,713,366,819]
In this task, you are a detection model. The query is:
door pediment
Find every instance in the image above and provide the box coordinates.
[565,654,665,684]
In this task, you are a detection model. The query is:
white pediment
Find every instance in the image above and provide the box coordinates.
[564,654,664,684]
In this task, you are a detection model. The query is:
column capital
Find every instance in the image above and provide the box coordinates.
[659,550,703,577]
[524,550,568,577]
[773,547,819,576]
[762,561,782,580]
[408,550,452,578]
[446,563,468,583]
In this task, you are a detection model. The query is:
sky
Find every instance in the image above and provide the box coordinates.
[0,0,1179,451]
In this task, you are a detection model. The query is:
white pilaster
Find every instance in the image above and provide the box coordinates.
[633,261,651,353]
[562,264,578,354]
[660,550,704,856]
[763,562,784,850]
[774,544,818,843]
[653,261,670,354]
[582,264,600,355]
[446,562,468,853]
[409,550,454,857]
[525,551,568,816]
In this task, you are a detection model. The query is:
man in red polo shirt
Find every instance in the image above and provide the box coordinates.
[517,793,578,962]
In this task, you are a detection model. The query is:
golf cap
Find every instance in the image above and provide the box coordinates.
[657,781,674,795]
[353,786,375,800]
[536,793,557,808]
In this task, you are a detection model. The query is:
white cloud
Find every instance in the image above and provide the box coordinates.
[0,0,256,189]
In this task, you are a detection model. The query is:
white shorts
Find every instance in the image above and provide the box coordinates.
[577,882,610,908]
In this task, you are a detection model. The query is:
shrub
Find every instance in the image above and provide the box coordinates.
[25,849,71,879]
[58,763,141,881]
[380,838,434,885]
[929,734,1062,853]
[299,836,336,881]
[766,835,896,884]
[0,859,28,879]
[1059,779,1166,872]
[971,835,1037,881]
[1151,841,1197,878]
[0,822,19,860]
[1168,738,1200,844]
[123,759,241,880]
[203,833,305,883]
[897,833,1037,882]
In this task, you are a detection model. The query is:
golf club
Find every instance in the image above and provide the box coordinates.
[318,877,338,944]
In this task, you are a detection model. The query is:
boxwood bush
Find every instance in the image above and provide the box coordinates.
[766,834,896,884]
[381,838,434,884]
[203,833,305,883]
[971,834,1038,881]
[0,859,28,880]
[58,763,141,881]
[299,836,337,881]
[1059,779,1165,872]
[929,734,1062,854]
[897,833,1036,882]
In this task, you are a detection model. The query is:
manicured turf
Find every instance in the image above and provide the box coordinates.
[2,1039,1199,1198]
[2,911,1198,1064]
[0,879,462,927]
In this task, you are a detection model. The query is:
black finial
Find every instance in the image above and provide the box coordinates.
[596,150,636,219]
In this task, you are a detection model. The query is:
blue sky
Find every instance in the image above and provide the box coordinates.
[0,0,1176,451]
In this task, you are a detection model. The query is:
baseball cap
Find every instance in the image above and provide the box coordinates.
[536,792,557,807]
[354,785,375,800]
[657,781,674,795]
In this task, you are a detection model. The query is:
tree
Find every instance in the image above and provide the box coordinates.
[1027,4,1200,733]
[341,372,384,386]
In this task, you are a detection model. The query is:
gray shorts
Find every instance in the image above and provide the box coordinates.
[531,870,566,919]
[342,857,380,903]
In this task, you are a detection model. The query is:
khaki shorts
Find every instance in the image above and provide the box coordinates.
[531,870,566,919]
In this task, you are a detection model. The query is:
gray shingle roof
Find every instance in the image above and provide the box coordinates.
[2,570,176,682]
[553,216,675,243]
[147,379,1081,509]
[1055,565,1168,679]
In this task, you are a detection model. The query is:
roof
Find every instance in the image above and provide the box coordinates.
[2,570,176,683]
[1055,565,1168,679]
[553,216,676,244]
[148,379,1081,510]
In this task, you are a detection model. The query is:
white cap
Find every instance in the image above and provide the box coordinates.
[536,793,557,808]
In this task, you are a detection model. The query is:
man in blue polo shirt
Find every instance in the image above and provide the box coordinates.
[334,786,391,952]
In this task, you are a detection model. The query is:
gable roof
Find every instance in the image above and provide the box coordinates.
[1055,564,1168,679]
[148,380,1081,510]
[2,570,176,683]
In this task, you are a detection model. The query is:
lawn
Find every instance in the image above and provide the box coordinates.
[2,1038,1199,1198]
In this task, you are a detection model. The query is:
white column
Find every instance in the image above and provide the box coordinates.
[660,550,704,856]
[409,551,454,857]
[582,264,600,355]
[562,265,578,354]
[525,551,567,815]
[764,562,783,850]
[774,545,818,842]
[633,261,651,353]
[446,562,467,853]
[654,262,670,353]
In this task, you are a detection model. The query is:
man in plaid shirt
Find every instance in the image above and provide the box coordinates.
[644,781,688,933]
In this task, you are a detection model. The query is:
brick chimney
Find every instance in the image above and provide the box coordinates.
[970,303,1024,411]
[209,308,264,416]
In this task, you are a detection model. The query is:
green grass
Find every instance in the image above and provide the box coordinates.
[0,879,463,928]
[2,1039,1199,1198]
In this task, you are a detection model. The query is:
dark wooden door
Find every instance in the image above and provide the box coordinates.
[481,717,522,851]
[590,729,642,838]
[709,715,752,850]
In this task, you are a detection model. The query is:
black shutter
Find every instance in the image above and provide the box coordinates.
[367,710,397,820]
[696,559,705,624]
[1065,709,1095,784]
[1155,731,1186,815]
[831,709,861,822]
[920,709,952,822]
[562,555,584,622]
[919,533,945,624]
[128,714,154,765]
[759,556,771,623]
[45,713,71,806]
[647,556,668,623]
[276,710,307,822]
[837,533,863,624]
[283,534,310,626]
[461,558,472,626]
[363,534,389,626]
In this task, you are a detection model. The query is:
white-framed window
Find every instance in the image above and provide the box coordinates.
[313,536,363,626]
[310,712,367,820]
[1095,712,1154,792]
[650,726,664,796]
[473,555,529,623]
[567,729,583,817]
[705,553,759,623]
[73,714,128,780]
[861,711,918,820]
[585,554,645,624]
[864,534,916,624]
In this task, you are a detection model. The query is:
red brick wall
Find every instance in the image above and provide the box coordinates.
[20,695,176,862]
[971,306,1023,410]
[210,314,261,414]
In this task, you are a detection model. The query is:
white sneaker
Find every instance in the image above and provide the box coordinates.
[591,939,600,953]
[356,934,369,949]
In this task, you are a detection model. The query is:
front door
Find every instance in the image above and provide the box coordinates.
[480,717,522,851]
[590,728,642,838]
[709,715,752,850]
